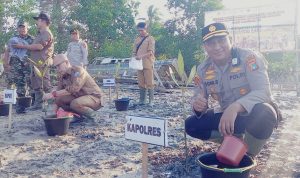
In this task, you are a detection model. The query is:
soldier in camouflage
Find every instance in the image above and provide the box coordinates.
[3,20,34,113]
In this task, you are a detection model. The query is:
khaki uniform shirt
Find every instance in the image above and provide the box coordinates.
[31,29,54,64]
[67,40,88,66]
[133,35,155,69]
[57,66,104,103]
[195,47,272,114]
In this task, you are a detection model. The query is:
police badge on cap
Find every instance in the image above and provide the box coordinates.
[202,23,229,42]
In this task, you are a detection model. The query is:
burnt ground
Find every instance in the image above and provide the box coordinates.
[0,83,299,178]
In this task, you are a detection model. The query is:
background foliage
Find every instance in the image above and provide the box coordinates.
[0,0,296,77]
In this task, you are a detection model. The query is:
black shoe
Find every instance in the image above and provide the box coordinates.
[70,115,86,124]
[80,114,96,125]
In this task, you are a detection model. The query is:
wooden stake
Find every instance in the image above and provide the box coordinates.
[142,143,148,178]
[116,83,119,99]
[8,103,12,130]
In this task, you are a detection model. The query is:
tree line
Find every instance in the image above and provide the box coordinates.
[0,0,223,72]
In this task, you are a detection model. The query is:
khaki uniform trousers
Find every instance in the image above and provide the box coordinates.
[137,68,154,89]
[55,94,102,114]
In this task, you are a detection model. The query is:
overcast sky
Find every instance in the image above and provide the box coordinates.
[137,0,299,21]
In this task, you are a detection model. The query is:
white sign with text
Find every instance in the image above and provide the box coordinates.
[103,78,116,87]
[3,89,17,104]
[125,116,168,146]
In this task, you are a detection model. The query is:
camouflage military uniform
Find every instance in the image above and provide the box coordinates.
[6,34,34,97]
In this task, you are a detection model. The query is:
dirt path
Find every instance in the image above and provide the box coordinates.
[259,93,300,178]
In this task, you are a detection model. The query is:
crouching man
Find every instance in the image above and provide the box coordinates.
[43,54,104,122]
[185,23,281,157]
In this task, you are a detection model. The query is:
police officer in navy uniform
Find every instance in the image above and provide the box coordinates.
[185,23,281,157]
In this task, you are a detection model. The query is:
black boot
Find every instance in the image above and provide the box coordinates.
[27,90,43,111]
[138,88,147,105]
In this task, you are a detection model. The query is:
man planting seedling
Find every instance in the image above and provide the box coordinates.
[43,54,104,123]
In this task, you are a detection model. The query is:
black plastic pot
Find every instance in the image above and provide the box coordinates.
[43,117,71,136]
[0,104,9,116]
[114,98,130,111]
[17,97,32,108]
[196,152,256,178]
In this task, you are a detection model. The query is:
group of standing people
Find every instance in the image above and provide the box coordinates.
[3,13,52,113]
[2,12,91,115]
[1,13,155,123]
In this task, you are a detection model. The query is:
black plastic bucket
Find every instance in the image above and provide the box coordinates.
[196,152,256,178]
[0,104,9,116]
[43,117,71,136]
[17,97,32,108]
[114,98,130,111]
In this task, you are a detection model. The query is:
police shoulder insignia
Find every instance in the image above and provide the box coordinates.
[246,55,259,71]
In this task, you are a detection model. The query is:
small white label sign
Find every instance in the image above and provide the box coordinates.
[103,78,115,87]
[125,116,168,146]
[3,89,17,104]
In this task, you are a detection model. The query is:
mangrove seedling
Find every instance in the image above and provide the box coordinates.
[171,50,197,173]
[26,58,49,115]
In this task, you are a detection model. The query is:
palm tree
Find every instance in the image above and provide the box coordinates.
[147,5,161,32]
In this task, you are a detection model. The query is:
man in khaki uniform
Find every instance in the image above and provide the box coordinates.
[185,23,281,157]
[132,22,155,106]
[67,29,88,68]
[43,54,104,121]
[13,12,54,110]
